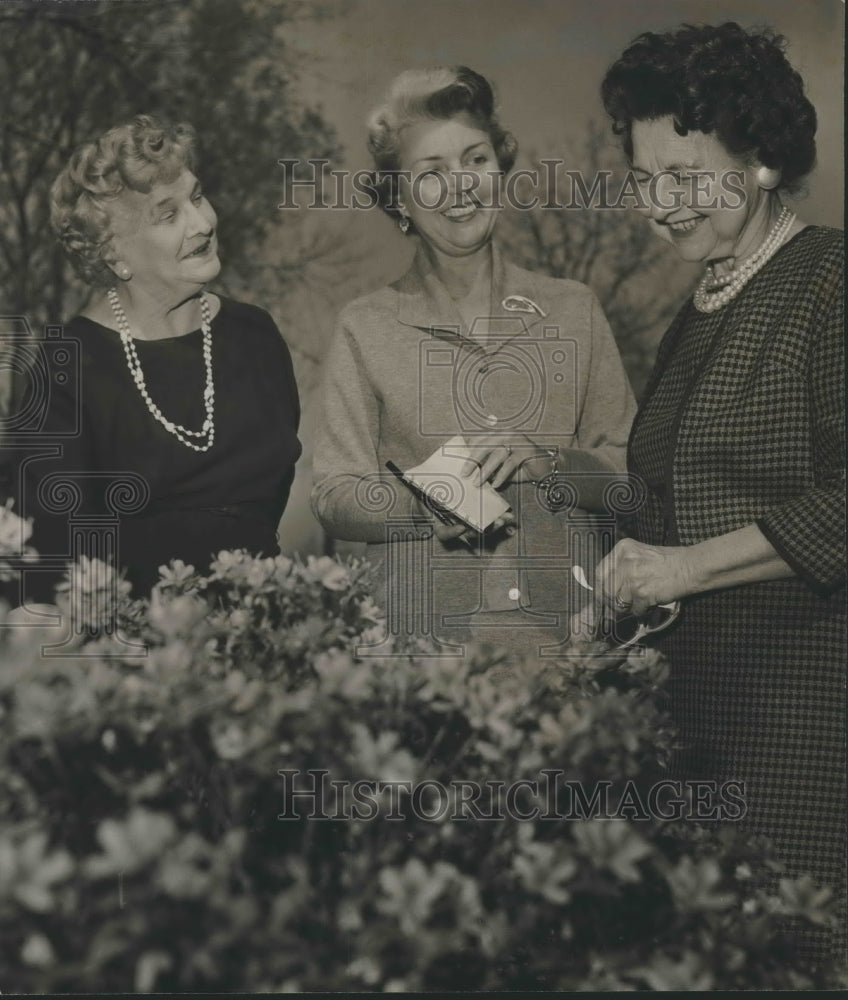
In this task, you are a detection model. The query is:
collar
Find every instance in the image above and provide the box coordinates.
[393,242,549,338]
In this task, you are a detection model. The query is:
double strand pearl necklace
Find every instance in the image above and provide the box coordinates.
[108,288,216,452]
[693,206,795,313]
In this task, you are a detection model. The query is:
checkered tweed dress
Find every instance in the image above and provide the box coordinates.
[629,226,846,967]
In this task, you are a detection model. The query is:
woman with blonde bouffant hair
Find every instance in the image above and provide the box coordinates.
[312,67,636,661]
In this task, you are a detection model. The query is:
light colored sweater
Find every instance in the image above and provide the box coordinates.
[311,243,636,648]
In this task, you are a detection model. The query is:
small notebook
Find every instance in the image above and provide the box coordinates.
[387,435,511,533]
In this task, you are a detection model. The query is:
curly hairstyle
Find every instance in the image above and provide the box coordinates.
[600,22,817,192]
[50,115,197,287]
[366,66,518,227]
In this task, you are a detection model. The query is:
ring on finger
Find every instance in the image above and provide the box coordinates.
[614,593,632,612]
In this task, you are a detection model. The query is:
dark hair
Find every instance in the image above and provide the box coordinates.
[51,115,197,286]
[366,66,517,224]
[600,22,816,192]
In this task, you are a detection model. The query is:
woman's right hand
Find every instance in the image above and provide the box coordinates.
[570,537,694,638]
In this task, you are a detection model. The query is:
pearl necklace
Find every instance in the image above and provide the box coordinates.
[693,206,795,313]
[108,288,216,452]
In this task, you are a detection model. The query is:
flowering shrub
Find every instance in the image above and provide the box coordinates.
[0,548,843,991]
[0,498,37,581]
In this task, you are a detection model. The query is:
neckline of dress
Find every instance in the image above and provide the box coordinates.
[717,222,818,281]
[76,295,225,343]
[688,224,820,319]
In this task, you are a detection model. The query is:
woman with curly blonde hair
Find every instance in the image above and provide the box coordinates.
[5,114,301,600]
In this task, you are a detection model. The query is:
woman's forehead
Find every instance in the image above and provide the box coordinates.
[109,169,198,225]
[398,113,492,165]
[631,118,737,170]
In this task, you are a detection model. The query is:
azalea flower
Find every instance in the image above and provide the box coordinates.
[210,720,249,760]
[20,933,55,968]
[85,808,177,878]
[513,833,578,904]
[349,723,417,785]
[55,555,132,632]
[0,497,33,552]
[303,554,349,591]
[0,831,74,912]
[208,549,251,578]
[313,649,374,700]
[572,818,653,882]
[376,859,454,935]
[156,559,197,588]
[776,876,834,926]
[636,952,715,991]
[666,856,734,913]
[148,591,207,639]
[156,832,218,899]
[0,498,38,579]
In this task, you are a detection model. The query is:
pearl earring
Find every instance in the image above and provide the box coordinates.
[115,263,132,280]
[755,166,781,191]
[398,216,410,234]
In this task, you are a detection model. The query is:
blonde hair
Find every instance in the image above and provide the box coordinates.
[366,66,517,221]
[50,115,197,286]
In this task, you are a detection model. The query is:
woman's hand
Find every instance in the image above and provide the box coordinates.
[572,538,695,635]
[596,538,695,616]
[461,434,554,489]
[414,498,515,545]
[571,525,797,637]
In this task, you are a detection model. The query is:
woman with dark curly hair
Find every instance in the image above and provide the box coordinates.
[587,22,845,965]
[3,115,301,600]
[312,67,635,660]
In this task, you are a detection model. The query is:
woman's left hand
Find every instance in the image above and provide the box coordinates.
[461,433,553,489]
[574,537,695,633]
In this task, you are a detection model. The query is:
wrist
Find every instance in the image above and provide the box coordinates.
[525,446,559,483]
[678,541,710,596]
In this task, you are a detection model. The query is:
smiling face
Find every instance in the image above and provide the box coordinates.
[108,169,220,296]
[396,112,502,259]
[630,116,775,264]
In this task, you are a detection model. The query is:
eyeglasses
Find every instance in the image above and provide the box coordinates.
[572,565,681,652]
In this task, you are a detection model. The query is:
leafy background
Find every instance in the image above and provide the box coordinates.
[0,0,842,553]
